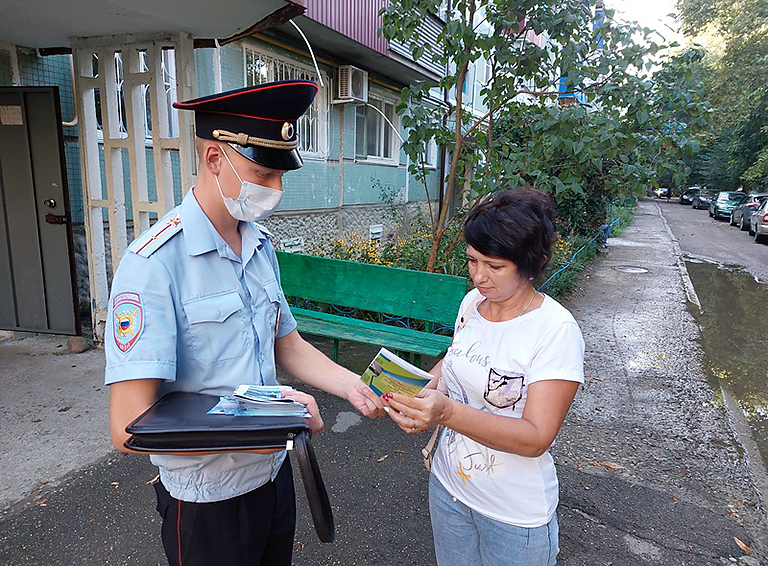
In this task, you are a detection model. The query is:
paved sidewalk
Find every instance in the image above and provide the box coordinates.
[0,198,765,565]
[0,334,108,513]
[554,200,766,565]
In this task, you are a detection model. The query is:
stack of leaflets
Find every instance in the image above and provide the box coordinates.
[208,385,310,418]
[360,347,433,397]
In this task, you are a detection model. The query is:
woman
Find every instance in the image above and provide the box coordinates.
[384,188,584,566]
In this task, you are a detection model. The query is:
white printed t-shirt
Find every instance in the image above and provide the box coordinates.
[431,288,585,527]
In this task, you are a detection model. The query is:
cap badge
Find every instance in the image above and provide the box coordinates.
[281,122,295,141]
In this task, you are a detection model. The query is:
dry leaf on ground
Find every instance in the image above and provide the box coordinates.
[734,536,752,554]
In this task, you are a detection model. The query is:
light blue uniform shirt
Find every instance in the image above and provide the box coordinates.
[105,189,297,503]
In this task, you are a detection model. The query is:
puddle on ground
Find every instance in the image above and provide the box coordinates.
[686,261,768,469]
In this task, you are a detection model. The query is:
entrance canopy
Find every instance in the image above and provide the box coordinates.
[0,0,304,49]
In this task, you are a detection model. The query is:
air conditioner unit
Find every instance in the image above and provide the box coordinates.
[335,65,368,103]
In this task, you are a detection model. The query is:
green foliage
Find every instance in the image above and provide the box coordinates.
[689,131,741,190]
[731,91,768,187]
[325,212,468,277]
[742,146,768,186]
[536,234,598,298]
[679,0,768,126]
[678,0,768,189]
[380,0,710,271]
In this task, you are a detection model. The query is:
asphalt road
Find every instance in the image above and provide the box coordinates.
[655,197,768,282]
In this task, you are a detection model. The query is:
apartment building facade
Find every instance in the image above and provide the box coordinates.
[0,0,446,341]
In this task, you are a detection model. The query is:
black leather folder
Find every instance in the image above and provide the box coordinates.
[124,391,335,542]
[125,391,310,452]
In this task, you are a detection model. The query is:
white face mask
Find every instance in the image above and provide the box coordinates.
[215,146,283,222]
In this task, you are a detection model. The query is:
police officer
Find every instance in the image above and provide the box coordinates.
[105,80,384,566]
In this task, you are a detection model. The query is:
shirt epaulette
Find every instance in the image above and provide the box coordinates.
[127,213,183,257]
[253,222,274,240]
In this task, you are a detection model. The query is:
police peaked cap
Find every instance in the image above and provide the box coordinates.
[174,80,318,171]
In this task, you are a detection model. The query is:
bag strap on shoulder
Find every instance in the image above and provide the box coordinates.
[456,290,484,332]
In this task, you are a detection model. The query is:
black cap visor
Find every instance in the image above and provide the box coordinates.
[231,144,304,171]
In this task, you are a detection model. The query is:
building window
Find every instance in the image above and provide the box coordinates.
[424,138,438,169]
[355,96,399,163]
[93,53,126,139]
[243,45,328,158]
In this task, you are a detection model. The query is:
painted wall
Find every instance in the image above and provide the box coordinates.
[306,0,388,55]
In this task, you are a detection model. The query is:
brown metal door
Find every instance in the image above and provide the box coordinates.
[0,87,80,335]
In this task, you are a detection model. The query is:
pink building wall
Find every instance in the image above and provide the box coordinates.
[305,0,389,55]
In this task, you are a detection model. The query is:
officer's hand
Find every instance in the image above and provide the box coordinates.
[282,390,324,434]
[346,379,386,419]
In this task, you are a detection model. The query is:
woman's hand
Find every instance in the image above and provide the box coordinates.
[281,390,324,434]
[383,389,454,434]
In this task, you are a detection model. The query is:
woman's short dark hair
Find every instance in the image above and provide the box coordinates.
[463,188,558,281]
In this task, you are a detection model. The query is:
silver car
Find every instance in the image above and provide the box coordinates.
[748,198,768,244]
[731,193,768,230]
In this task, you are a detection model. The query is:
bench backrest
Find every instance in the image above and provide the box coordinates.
[276,251,467,325]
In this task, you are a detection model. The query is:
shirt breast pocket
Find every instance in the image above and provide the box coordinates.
[183,290,248,366]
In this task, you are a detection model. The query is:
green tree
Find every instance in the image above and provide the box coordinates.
[381,0,710,271]
[678,0,768,126]
[678,0,768,189]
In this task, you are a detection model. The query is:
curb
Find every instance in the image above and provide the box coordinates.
[653,201,702,311]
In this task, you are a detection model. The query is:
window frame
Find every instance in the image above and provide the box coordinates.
[423,138,438,170]
[354,94,400,165]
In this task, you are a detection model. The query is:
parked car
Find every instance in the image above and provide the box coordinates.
[748,198,768,243]
[679,187,700,205]
[709,191,747,219]
[730,193,768,230]
[692,188,718,209]
[654,187,672,199]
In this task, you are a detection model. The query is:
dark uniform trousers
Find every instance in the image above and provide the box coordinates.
[154,458,296,566]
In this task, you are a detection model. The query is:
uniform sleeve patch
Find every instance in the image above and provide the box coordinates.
[113,292,144,353]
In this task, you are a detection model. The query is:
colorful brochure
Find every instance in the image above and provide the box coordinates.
[208,385,309,417]
[360,348,433,397]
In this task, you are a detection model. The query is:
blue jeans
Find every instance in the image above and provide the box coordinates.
[429,474,559,566]
[600,224,611,245]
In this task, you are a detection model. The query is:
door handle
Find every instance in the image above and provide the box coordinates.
[45,213,68,224]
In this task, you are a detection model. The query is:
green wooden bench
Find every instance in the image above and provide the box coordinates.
[276,251,467,366]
